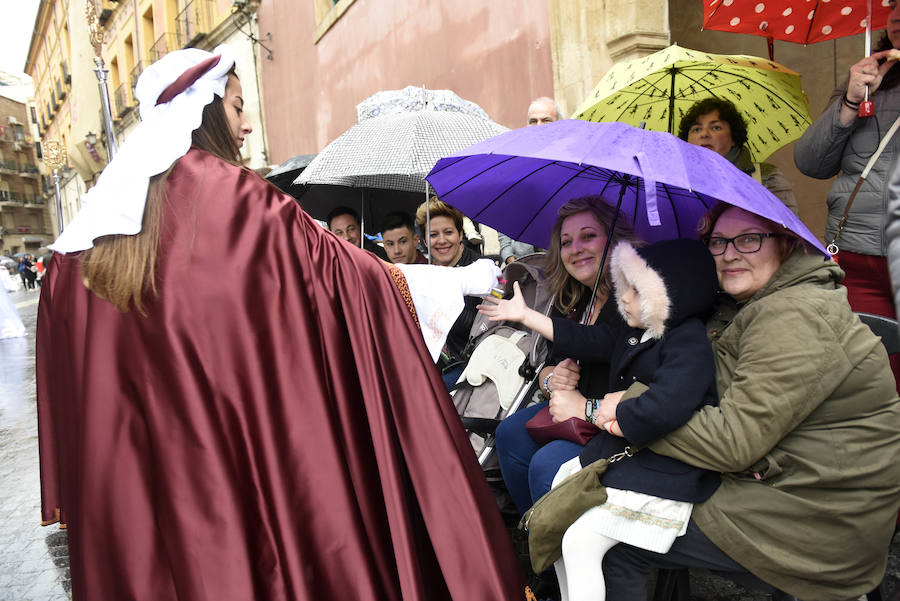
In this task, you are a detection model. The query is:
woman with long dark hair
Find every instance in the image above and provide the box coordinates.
[36,45,522,601]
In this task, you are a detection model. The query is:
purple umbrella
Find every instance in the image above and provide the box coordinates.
[426,120,826,256]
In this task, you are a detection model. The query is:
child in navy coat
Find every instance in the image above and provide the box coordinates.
[479,237,720,601]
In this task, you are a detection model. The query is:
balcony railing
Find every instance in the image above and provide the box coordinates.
[113,83,135,118]
[129,60,144,91]
[150,32,178,62]
[18,165,39,178]
[175,0,213,48]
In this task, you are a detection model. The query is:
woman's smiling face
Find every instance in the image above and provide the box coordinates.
[559,211,608,288]
[711,207,783,302]
[428,215,463,266]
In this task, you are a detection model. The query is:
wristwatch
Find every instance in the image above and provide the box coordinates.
[585,399,600,424]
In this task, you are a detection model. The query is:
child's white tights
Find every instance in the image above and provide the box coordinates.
[554,521,619,601]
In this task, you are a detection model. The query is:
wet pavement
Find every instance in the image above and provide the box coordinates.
[0,282,898,601]
[0,287,71,600]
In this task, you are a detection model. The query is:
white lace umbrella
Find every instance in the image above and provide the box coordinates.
[356,85,493,122]
[294,88,507,255]
[295,88,507,194]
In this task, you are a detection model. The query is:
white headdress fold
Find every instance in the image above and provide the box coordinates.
[50,44,236,254]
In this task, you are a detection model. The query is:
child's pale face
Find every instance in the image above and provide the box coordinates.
[619,284,643,328]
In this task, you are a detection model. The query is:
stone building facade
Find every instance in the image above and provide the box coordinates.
[99,0,269,167]
[257,0,873,239]
[0,95,52,254]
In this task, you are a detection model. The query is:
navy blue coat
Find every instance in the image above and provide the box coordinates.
[553,316,720,503]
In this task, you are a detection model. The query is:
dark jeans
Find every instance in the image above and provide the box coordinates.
[604,519,768,601]
[441,365,465,390]
[494,400,583,514]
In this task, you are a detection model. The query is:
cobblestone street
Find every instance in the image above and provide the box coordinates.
[0,288,70,600]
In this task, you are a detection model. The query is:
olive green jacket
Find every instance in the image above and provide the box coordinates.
[652,251,900,600]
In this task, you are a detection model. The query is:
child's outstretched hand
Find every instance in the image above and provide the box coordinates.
[478,281,528,323]
[477,281,555,340]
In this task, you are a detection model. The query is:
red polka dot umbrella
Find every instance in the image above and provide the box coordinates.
[703,0,892,44]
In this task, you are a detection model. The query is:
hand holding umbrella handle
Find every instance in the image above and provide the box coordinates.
[860,85,875,117]
[861,0,875,117]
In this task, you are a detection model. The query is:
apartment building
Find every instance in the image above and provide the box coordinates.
[99,0,268,166]
[24,0,269,237]
[0,95,52,254]
[25,0,101,234]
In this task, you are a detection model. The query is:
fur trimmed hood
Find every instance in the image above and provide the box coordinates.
[610,239,719,339]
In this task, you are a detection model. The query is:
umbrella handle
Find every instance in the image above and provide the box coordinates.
[860,85,874,118]
[860,1,874,118]
[859,100,874,117]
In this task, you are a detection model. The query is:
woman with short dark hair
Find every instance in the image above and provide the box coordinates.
[678,97,798,215]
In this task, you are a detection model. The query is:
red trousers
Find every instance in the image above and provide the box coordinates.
[837,250,900,394]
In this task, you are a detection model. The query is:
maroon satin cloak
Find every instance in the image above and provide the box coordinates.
[36,148,523,600]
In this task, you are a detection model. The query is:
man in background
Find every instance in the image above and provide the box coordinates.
[526,96,561,126]
[498,97,562,264]
[326,205,389,261]
[381,211,426,264]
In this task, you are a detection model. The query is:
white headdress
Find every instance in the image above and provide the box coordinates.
[50,44,236,254]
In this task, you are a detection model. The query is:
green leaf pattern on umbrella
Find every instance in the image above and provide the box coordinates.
[573,45,812,162]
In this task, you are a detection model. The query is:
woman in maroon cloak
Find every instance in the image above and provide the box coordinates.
[36,44,522,601]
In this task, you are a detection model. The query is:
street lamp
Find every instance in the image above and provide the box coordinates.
[85,0,117,161]
[85,131,98,146]
[42,140,66,235]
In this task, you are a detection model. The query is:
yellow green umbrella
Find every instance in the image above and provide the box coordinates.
[572,44,811,162]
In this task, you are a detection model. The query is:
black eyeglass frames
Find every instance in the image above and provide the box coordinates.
[707,233,780,256]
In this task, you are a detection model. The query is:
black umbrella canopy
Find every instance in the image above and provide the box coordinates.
[266,154,318,194]
[293,184,424,234]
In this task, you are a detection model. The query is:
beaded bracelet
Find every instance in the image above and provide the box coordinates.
[542,372,553,396]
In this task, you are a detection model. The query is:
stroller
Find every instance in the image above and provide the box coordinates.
[449,253,555,466]
[449,252,556,578]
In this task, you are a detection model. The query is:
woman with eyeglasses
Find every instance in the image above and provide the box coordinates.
[586,203,900,600]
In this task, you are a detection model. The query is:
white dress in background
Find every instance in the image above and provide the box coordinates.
[0,282,25,338]
[0,269,19,293]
